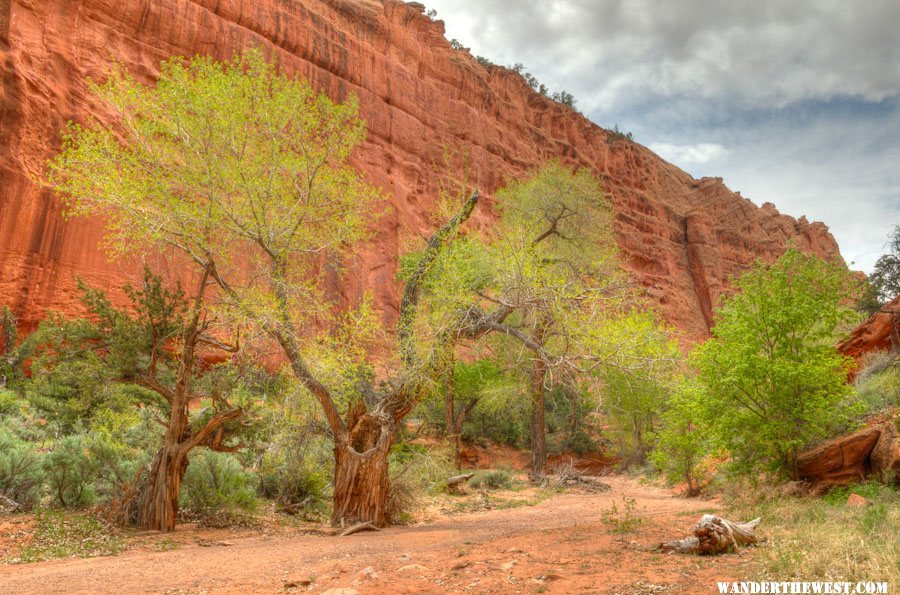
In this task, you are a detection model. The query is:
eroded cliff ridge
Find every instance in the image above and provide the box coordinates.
[0,0,844,339]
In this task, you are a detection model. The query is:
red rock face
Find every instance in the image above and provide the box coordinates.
[0,0,845,340]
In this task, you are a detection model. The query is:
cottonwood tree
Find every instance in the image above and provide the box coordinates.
[691,248,859,478]
[48,49,485,527]
[418,163,678,477]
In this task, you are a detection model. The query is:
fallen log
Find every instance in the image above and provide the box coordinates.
[446,473,475,487]
[659,514,761,555]
[446,473,475,493]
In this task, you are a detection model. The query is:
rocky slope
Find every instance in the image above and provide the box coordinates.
[0,0,845,339]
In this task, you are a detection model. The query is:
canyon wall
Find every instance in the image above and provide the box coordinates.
[0,0,845,341]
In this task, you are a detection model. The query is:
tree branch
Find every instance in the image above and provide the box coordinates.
[398,191,480,369]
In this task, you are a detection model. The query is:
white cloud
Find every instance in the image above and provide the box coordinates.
[648,142,729,165]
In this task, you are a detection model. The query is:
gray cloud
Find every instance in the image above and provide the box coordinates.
[426,0,900,272]
[431,0,900,113]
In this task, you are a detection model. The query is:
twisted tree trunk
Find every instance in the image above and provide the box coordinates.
[137,439,190,531]
[332,439,393,527]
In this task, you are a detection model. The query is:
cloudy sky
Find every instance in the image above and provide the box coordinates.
[424,0,900,272]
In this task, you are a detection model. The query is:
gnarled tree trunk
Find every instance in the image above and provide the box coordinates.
[332,439,393,527]
[331,400,396,527]
[137,441,190,532]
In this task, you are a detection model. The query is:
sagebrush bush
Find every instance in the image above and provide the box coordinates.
[43,434,99,508]
[469,468,513,490]
[257,433,332,514]
[0,430,44,510]
[180,450,257,519]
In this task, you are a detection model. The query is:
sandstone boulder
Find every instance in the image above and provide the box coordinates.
[869,419,900,484]
[797,426,881,488]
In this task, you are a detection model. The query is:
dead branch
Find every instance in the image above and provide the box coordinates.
[659,514,761,555]
[548,461,610,493]
[338,521,382,537]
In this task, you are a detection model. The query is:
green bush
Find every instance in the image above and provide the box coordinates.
[43,434,99,508]
[0,430,44,510]
[853,351,899,413]
[469,469,513,490]
[180,450,257,518]
[649,380,710,495]
[257,432,332,515]
[0,388,22,416]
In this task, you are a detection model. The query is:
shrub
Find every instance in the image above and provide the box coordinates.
[43,434,99,508]
[256,430,332,515]
[387,443,455,522]
[0,388,21,416]
[606,125,634,143]
[649,380,710,495]
[469,469,513,490]
[180,450,257,520]
[853,350,899,413]
[0,430,44,510]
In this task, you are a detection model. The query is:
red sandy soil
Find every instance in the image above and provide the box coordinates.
[0,477,752,594]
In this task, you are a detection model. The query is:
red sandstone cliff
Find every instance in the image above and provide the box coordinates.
[0,0,845,340]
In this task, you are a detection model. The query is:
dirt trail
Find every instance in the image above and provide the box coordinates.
[0,477,751,594]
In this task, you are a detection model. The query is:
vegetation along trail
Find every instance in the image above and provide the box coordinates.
[0,477,749,594]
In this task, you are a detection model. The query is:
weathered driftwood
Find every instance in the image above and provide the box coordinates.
[446,473,475,491]
[338,521,382,537]
[545,462,610,493]
[660,514,761,555]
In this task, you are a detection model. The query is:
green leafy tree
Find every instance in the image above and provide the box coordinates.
[417,163,677,477]
[602,367,672,468]
[691,248,859,478]
[47,49,485,527]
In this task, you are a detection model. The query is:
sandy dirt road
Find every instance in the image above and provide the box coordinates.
[0,477,752,594]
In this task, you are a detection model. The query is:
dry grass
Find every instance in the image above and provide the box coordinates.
[725,481,899,588]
